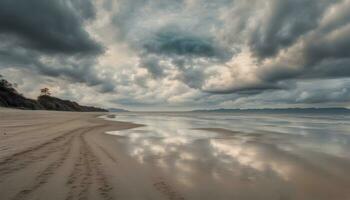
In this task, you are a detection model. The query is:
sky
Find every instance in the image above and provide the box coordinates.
[0,0,350,111]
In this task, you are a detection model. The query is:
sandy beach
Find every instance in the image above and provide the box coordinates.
[0,109,350,200]
[0,109,149,200]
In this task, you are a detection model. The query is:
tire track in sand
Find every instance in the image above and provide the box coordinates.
[66,127,113,200]
[1,123,114,200]
[10,132,77,200]
[0,127,84,178]
[153,178,185,200]
[0,119,78,141]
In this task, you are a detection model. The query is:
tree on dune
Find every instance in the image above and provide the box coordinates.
[40,88,51,96]
[0,74,18,94]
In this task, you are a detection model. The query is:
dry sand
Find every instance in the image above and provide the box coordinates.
[1,108,350,200]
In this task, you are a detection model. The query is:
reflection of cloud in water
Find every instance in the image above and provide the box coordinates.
[106,128,218,140]
[103,113,350,199]
[210,140,293,180]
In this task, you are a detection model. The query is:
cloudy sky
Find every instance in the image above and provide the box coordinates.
[1,0,350,110]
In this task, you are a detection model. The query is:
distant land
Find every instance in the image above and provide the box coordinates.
[192,107,350,114]
[0,76,107,112]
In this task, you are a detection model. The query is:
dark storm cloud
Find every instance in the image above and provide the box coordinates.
[177,65,206,89]
[204,84,282,95]
[248,0,338,59]
[308,58,350,78]
[139,56,165,78]
[136,26,232,90]
[143,28,222,58]
[0,0,102,55]
[304,32,350,66]
[0,0,114,94]
[0,39,114,93]
[257,12,350,86]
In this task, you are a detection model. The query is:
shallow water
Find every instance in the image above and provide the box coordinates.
[103,112,350,200]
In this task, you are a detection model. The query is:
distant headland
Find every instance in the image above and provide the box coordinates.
[0,75,107,112]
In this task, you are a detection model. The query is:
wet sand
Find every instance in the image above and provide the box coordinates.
[0,109,350,200]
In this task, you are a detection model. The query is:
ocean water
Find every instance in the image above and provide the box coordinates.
[102,112,350,199]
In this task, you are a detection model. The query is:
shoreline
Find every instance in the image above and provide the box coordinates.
[1,109,350,200]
